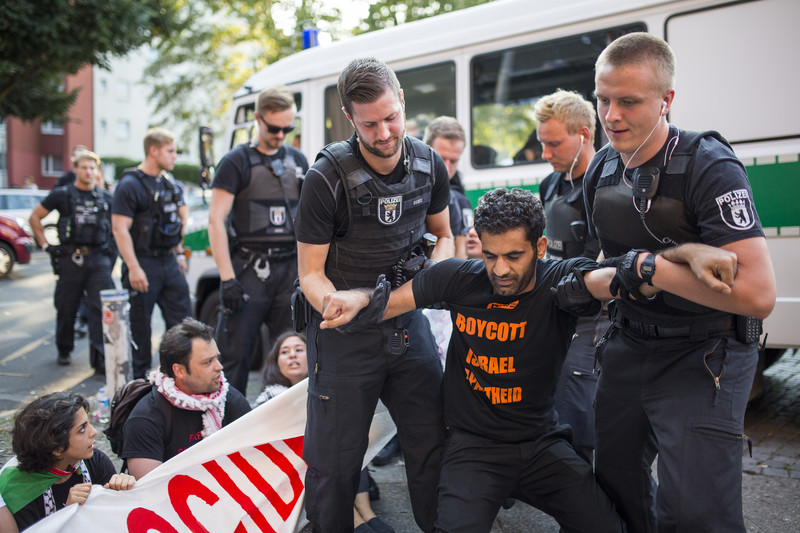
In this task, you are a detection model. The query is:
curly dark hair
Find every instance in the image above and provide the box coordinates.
[12,391,90,472]
[473,187,546,245]
[262,331,307,388]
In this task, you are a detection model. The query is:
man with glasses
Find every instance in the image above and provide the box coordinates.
[208,84,309,393]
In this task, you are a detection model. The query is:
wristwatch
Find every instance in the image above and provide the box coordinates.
[640,253,656,286]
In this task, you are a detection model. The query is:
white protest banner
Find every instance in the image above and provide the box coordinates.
[27,379,396,533]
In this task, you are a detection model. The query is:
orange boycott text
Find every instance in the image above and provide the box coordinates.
[465,348,515,374]
[464,368,523,405]
[126,436,305,532]
[454,313,526,341]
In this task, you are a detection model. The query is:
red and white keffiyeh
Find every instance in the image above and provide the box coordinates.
[150,367,228,439]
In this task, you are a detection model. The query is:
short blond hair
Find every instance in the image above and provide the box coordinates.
[533,90,596,142]
[257,85,296,115]
[143,127,176,156]
[423,116,465,146]
[595,32,676,96]
[73,150,100,167]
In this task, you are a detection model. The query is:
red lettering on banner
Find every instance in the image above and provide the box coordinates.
[204,460,275,533]
[127,507,180,533]
[168,475,219,533]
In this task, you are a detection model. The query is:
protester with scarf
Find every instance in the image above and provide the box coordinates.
[0,392,135,531]
[122,318,251,480]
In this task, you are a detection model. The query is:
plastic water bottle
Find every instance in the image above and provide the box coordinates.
[95,387,110,424]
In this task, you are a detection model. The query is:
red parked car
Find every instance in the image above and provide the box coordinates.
[0,213,33,278]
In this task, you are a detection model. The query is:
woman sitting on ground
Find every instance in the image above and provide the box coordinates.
[255,331,394,533]
[0,391,135,532]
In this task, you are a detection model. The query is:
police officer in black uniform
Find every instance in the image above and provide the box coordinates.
[295,58,454,533]
[585,33,776,531]
[534,89,606,463]
[208,85,308,394]
[112,127,192,379]
[30,150,114,372]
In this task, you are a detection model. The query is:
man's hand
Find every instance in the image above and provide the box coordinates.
[320,289,371,329]
[659,243,737,294]
[105,473,137,491]
[220,278,248,312]
[66,483,92,506]
[127,264,149,293]
[552,268,602,316]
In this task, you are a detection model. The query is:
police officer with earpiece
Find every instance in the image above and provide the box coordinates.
[30,150,115,373]
[207,84,309,394]
[112,127,192,380]
[534,89,606,464]
[584,33,776,532]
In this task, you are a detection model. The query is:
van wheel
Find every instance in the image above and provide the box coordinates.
[198,289,221,327]
[0,242,15,278]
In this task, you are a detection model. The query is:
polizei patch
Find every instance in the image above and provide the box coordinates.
[270,206,287,226]
[378,195,403,225]
[715,189,755,230]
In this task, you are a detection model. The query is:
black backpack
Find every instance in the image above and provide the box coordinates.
[103,379,153,458]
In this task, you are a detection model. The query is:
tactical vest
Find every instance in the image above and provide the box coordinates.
[57,185,111,247]
[121,169,183,255]
[541,173,585,260]
[228,145,300,250]
[320,137,434,290]
[591,128,733,321]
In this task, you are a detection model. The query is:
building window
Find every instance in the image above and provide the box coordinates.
[117,81,130,101]
[41,155,64,177]
[99,79,107,93]
[41,120,64,135]
[116,120,130,140]
[99,119,107,135]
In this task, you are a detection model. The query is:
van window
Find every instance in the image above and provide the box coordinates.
[325,61,456,145]
[470,23,645,168]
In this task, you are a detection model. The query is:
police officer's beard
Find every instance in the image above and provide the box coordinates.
[359,127,406,159]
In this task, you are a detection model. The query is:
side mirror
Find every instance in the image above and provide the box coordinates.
[198,125,215,190]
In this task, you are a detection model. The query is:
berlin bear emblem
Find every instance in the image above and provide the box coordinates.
[378,195,403,225]
[715,189,755,230]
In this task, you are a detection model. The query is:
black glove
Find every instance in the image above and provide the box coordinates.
[552,268,601,316]
[337,274,391,334]
[220,278,247,312]
[44,244,65,257]
[608,249,649,302]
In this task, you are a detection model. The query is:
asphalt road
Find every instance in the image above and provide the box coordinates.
[1,250,798,531]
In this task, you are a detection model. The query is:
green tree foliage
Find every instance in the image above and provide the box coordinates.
[144,0,344,152]
[356,0,493,33]
[0,0,186,122]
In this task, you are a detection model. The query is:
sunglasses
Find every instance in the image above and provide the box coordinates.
[257,113,295,135]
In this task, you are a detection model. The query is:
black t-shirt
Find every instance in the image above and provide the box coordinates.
[211,144,309,195]
[12,451,116,531]
[121,386,252,462]
[412,256,596,443]
[295,135,451,244]
[448,173,473,236]
[41,185,113,218]
[111,170,185,220]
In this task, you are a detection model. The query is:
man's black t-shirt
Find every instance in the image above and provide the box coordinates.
[41,186,113,219]
[211,144,309,195]
[12,451,116,531]
[295,135,451,244]
[122,387,252,462]
[412,256,595,443]
[111,171,185,220]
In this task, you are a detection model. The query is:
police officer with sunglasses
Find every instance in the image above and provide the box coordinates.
[208,84,309,393]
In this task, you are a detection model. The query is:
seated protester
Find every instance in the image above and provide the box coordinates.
[253,331,309,407]
[122,318,251,480]
[0,392,135,532]
[254,332,394,533]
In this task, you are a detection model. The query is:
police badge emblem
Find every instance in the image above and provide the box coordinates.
[378,195,403,225]
[715,189,755,230]
[270,206,287,226]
